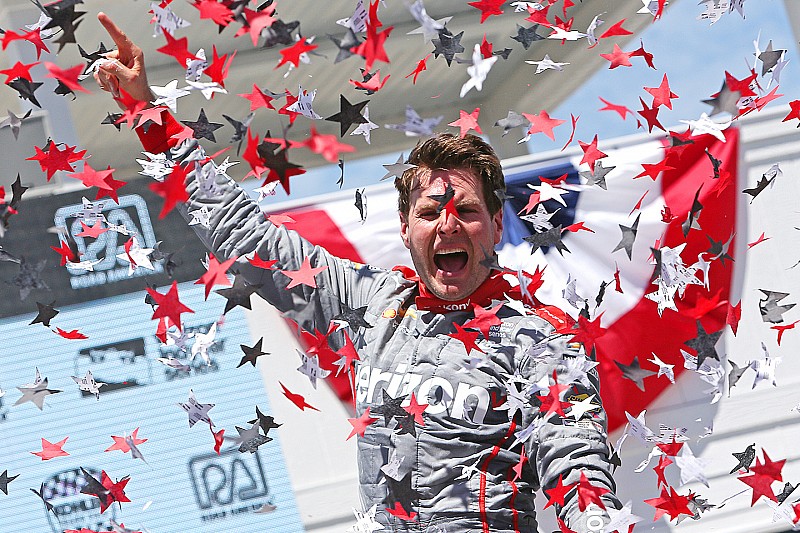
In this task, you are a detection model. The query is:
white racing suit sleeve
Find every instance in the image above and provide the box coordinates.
[517,326,621,533]
[168,140,394,333]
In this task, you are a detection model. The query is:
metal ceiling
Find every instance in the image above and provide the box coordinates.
[0,0,652,189]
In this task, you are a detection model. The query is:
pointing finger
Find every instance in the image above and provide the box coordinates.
[97,12,134,58]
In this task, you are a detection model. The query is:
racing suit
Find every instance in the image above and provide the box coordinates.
[137,117,620,532]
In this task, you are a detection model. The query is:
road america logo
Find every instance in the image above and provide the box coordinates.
[53,195,163,289]
[41,466,118,533]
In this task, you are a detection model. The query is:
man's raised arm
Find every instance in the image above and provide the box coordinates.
[92,14,399,334]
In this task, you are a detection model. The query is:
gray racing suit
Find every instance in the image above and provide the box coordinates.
[140,123,620,532]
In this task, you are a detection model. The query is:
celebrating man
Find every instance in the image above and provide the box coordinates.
[94,12,620,532]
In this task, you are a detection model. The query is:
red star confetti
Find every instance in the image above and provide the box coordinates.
[51,240,77,266]
[738,471,777,506]
[726,301,742,336]
[1,28,49,59]
[654,454,672,488]
[566,313,607,354]
[405,54,430,84]
[347,407,378,440]
[204,46,236,87]
[564,221,594,233]
[300,126,356,163]
[576,471,609,511]
[463,302,503,339]
[0,60,38,83]
[600,44,632,69]
[781,100,800,125]
[751,449,785,482]
[536,372,570,417]
[385,501,417,521]
[242,128,267,179]
[544,474,576,509]
[644,486,694,521]
[334,331,361,375]
[68,164,116,191]
[468,0,505,23]
[559,113,579,151]
[281,257,329,289]
[149,161,189,218]
[279,381,319,411]
[98,471,131,513]
[27,140,86,181]
[193,0,234,27]
[634,159,674,181]
[277,89,300,124]
[45,62,90,94]
[631,42,656,69]
[147,280,194,331]
[599,19,632,39]
[95,174,127,204]
[645,73,678,110]
[747,232,770,249]
[195,253,237,299]
[637,97,666,133]
[350,69,390,93]
[114,89,149,129]
[449,108,482,138]
[105,428,148,453]
[771,320,800,346]
[212,426,225,455]
[523,110,565,141]
[31,437,69,460]
[351,3,393,71]
[55,327,88,340]
[752,86,783,112]
[239,84,276,112]
[276,38,317,69]
[76,220,108,239]
[578,135,607,168]
[598,97,633,120]
[237,6,277,46]
[156,30,198,67]
[248,252,278,270]
[449,322,484,355]
[135,105,169,128]
[403,392,428,425]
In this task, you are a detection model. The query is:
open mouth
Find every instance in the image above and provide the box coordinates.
[433,250,469,273]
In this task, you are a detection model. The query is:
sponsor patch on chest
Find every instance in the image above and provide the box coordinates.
[488,322,515,340]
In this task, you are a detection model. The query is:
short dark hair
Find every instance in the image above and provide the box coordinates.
[395,133,505,215]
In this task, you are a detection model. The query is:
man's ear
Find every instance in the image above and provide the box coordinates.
[399,211,411,249]
[492,209,504,245]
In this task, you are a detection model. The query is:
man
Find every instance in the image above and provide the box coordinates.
[94,13,620,532]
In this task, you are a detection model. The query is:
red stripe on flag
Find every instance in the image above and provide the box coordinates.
[595,129,738,432]
[284,208,366,263]
[274,207,367,407]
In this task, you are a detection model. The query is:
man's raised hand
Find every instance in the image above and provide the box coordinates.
[94,12,154,104]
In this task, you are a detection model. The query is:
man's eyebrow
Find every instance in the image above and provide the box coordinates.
[414,199,439,210]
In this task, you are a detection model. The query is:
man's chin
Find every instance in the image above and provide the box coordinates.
[428,276,473,301]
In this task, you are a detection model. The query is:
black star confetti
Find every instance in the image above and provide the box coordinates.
[325,94,368,137]
[238,337,269,368]
[182,108,224,143]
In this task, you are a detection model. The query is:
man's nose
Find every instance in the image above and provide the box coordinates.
[437,209,460,234]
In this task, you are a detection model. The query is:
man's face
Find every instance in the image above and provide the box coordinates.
[400,167,503,301]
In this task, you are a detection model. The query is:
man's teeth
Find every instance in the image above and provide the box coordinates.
[436,248,467,254]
